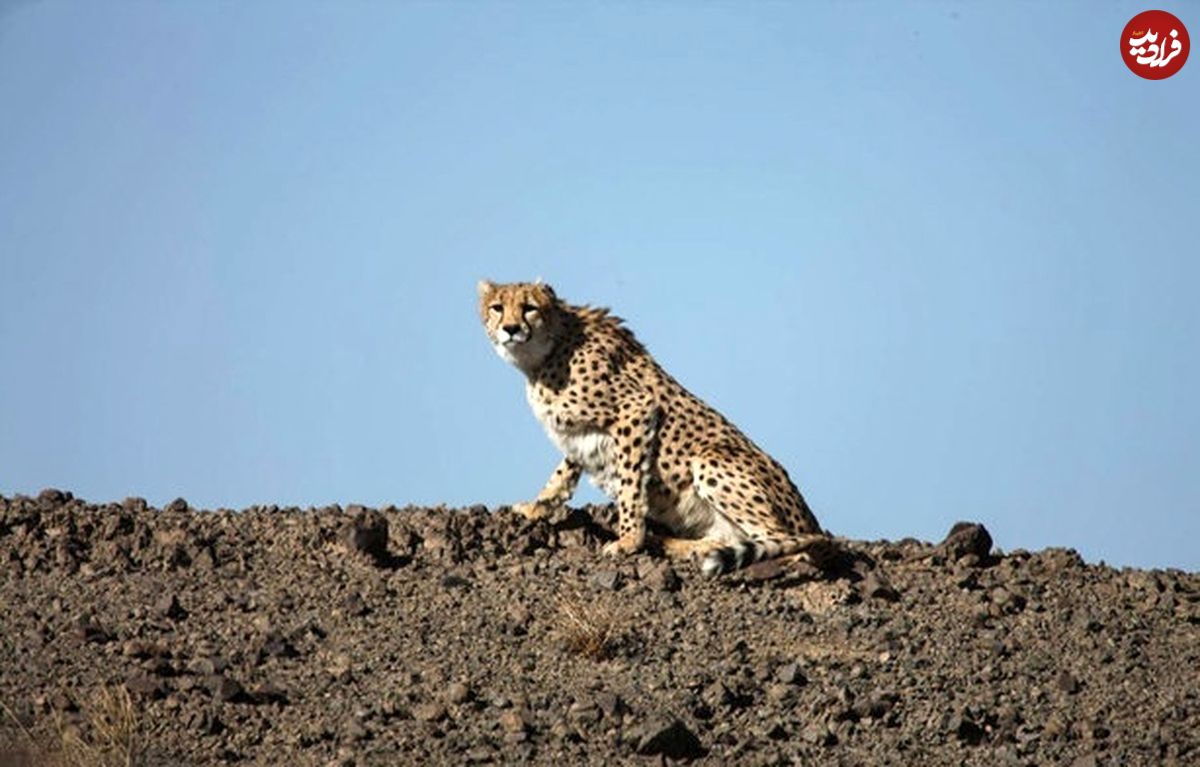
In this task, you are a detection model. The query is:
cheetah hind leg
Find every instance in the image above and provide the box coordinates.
[652,534,723,562]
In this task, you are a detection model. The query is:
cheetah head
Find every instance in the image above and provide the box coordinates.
[477,279,559,371]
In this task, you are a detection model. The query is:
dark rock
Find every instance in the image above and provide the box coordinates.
[941,522,993,561]
[73,615,111,644]
[741,559,786,582]
[342,510,390,564]
[248,683,289,705]
[339,592,370,616]
[631,715,705,759]
[122,639,167,659]
[1056,670,1080,694]
[38,488,72,505]
[644,562,681,592]
[165,498,189,513]
[156,593,188,621]
[259,631,298,659]
[952,715,985,745]
[125,674,165,699]
[122,496,148,512]
[209,675,247,703]
[440,573,472,589]
[863,571,901,602]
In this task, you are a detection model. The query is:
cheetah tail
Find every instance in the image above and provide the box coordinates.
[699,533,835,577]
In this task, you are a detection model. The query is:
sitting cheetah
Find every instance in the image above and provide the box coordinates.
[478,279,834,576]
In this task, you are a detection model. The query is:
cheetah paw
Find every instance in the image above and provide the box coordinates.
[602,535,644,557]
[511,501,553,521]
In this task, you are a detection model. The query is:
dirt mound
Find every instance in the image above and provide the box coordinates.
[2,490,1198,765]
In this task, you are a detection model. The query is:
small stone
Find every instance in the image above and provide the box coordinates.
[776,662,806,685]
[73,615,111,644]
[863,571,900,602]
[344,719,370,742]
[440,573,472,589]
[187,709,223,736]
[1056,670,1080,694]
[567,700,602,725]
[647,563,681,592]
[125,675,164,699]
[499,708,531,734]
[802,720,837,746]
[156,593,188,621]
[165,497,189,513]
[740,559,786,582]
[186,657,219,675]
[339,592,370,616]
[765,683,794,703]
[259,631,298,659]
[590,569,622,591]
[866,692,899,719]
[597,692,627,719]
[249,683,288,705]
[1071,756,1098,767]
[413,702,447,723]
[209,675,246,703]
[326,653,352,681]
[122,639,166,659]
[445,682,472,705]
[49,690,76,712]
[506,603,532,632]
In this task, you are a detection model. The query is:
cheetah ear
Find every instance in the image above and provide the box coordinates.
[476,279,495,298]
[534,278,557,302]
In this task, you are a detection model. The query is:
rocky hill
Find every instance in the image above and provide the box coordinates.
[1,490,1198,766]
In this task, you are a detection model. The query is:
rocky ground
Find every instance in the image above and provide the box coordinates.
[1,490,1198,766]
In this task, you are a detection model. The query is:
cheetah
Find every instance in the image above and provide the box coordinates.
[478,279,835,576]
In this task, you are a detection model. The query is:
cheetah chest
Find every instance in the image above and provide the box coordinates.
[526,387,622,498]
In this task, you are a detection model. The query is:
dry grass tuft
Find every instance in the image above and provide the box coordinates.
[553,591,624,660]
[1,686,140,767]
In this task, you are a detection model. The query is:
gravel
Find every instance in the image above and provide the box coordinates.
[1,490,1198,765]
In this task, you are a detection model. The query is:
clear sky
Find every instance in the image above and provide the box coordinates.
[1,2,1197,570]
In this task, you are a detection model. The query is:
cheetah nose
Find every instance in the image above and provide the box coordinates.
[502,324,522,335]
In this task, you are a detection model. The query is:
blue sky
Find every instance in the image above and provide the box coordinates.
[1,2,1196,569]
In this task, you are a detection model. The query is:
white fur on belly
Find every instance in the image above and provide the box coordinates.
[527,387,622,498]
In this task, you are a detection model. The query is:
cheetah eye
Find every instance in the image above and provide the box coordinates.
[489,303,503,313]
[522,304,539,316]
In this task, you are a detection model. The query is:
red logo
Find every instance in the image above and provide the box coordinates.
[1122,10,1189,79]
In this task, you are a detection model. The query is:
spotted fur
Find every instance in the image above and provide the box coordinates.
[478,279,833,575]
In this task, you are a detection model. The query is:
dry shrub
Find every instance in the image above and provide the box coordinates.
[1,686,140,767]
[553,591,624,660]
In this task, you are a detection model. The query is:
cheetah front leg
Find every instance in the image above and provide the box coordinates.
[512,457,582,520]
[602,400,663,557]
